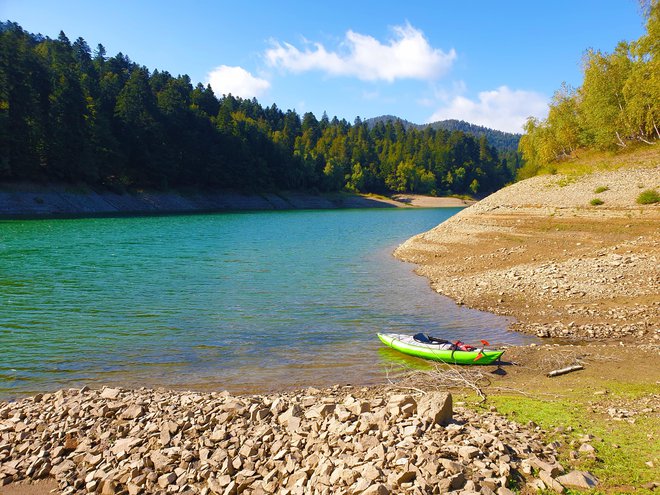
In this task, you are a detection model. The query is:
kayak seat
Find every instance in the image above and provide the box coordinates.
[413,333,451,345]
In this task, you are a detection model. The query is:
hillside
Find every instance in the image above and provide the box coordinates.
[395,147,659,342]
[365,115,521,152]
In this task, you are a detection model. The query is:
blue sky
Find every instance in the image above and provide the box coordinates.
[1,0,647,132]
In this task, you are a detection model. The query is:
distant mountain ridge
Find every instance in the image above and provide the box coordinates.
[365,115,521,152]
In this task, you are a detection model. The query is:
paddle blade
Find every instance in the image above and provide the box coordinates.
[473,352,484,362]
[480,340,490,347]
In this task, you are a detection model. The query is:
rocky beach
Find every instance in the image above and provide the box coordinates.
[1,384,601,495]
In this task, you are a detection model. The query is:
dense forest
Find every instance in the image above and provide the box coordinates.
[365,115,522,153]
[0,22,518,196]
[518,1,659,177]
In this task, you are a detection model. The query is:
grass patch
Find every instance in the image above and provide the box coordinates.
[594,186,609,193]
[557,176,578,187]
[484,395,659,494]
[590,198,604,206]
[532,145,660,179]
[636,189,659,205]
[449,193,475,201]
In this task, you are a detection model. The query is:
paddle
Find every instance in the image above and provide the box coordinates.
[473,340,490,362]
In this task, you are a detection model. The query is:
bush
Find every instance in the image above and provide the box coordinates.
[636,189,659,205]
[590,198,604,206]
[594,186,609,193]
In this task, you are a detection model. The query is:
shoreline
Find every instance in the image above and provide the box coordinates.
[0,183,473,219]
[394,166,660,343]
[2,341,658,493]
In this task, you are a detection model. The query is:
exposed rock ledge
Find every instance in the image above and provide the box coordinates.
[395,166,660,342]
[0,184,471,218]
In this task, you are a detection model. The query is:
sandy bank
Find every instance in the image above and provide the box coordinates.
[0,184,467,219]
[389,194,475,208]
[395,166,660,342]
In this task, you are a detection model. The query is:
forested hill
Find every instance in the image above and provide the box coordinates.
[0,22,518,196]
[365,116,521,152]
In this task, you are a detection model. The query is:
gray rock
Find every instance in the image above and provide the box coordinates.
[539,469,565,493]
[417,391,453,425]
[449,472,466,490]
[528,455,564,476]
[441,458,463,475]
[120,404,144,420]
[158,472,177,488]
[100,388,121,400]
[362,483,390,495]
[556,471,599,490]
[459,446,480,460]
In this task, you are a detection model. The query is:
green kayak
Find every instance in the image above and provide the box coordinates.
[378,333,504,365]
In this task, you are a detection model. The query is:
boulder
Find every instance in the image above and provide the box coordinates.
[539,470,565,493]
[556,471,599,490]
[458,446,480,460]
[362,483,389,495]
[110,437,142,455]
[158,472,176,488]
[100,388,121,400]
[417,392,453,426]
[528,455,564,476]
[120,405,144,420]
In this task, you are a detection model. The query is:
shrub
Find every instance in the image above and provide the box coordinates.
[590,198,604,206]
[636,189,659,205]
[594,186,609,193]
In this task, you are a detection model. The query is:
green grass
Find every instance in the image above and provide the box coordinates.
[472,394,660,494]
[448,193,475,201]
[557,176,578,187]
[636,189,659,205]
[528,145,659,180]
[594,186,609,193]
[590,198,604,206]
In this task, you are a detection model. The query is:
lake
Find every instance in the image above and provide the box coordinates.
[0,208,534,399]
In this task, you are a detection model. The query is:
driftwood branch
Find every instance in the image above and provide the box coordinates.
[392,365,490,403]
[547,365,584,377]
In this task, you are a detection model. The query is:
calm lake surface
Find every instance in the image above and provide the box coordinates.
[0,208,535,399]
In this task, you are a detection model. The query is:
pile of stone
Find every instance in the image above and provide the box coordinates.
[1,386,596,494]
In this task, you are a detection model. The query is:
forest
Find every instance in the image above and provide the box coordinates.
[0,21,518,196]
[366,115,521,153]
[518,2,659,177]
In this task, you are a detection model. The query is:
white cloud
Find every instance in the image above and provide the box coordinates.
[265,23,455,82]
[206,65,271,99]
[427,86,548,133]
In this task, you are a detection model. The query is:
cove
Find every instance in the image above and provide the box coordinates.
[0,208,535,399]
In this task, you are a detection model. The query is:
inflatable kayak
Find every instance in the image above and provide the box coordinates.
[377,333,504,365]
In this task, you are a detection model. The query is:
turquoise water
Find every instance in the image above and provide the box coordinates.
[0,208,534,399]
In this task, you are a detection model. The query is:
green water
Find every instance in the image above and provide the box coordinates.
[0,208,533,399]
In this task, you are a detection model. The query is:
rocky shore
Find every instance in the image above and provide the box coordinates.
[1,385,599,495]
[0,184,470,218]
[395,166,660,342]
